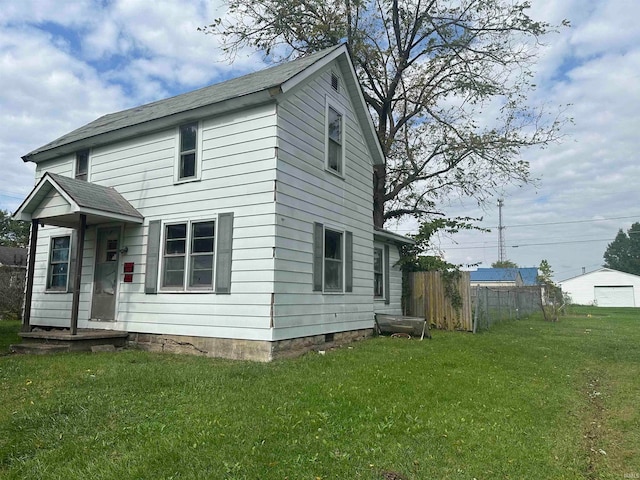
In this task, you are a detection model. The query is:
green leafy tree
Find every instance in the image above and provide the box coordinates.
[491,260,518,268]
[0,210,30,248]
[398,217,484,311]
[603,222,640,275]
[537,259,563,321]
[203,0,568,227]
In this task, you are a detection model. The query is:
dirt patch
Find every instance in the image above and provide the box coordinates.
[583,374,607,479]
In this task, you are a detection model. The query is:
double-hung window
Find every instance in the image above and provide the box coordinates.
[178,123,198,181]
[75,150,89,181]
[324,229,343,292]
[47,236,71,290]
[162,220,215,290]
[313,222,353,293]
[374,247,384,298]
[326,101,344,175]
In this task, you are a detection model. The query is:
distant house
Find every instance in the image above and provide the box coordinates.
[560,268,640,307]
[12,44,413,360]
[470,267,539,288]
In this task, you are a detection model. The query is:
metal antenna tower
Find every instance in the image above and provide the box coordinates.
[497,199,506,263]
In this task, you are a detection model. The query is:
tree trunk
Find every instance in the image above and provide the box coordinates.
[373,164,386,228]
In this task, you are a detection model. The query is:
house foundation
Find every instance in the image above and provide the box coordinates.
[129,328,374,362]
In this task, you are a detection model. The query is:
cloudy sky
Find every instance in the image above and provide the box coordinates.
[1,0,638,281]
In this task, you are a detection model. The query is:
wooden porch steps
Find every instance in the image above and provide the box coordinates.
[10,328,129,355]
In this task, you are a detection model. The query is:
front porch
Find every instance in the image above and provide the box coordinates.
[11,328,130,354]
[12,172,144,342]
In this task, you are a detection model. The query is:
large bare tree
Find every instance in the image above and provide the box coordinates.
[202,0,567,227]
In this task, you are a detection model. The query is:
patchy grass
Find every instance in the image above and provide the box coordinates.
[0,307,638,479]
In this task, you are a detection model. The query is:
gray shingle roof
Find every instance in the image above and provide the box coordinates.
[47,173,143,220]
[25,45,344,160]
[0,246,27,267]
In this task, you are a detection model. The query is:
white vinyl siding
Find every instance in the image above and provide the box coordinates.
[29,105,278,339]
[273,61,376,339]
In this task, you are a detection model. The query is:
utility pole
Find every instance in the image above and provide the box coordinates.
[497,199,506,263]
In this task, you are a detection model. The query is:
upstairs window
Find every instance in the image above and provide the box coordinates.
[178,123,198,181]
[75,150,89,181]
[326,104,344,175]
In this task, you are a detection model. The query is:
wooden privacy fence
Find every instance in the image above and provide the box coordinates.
[406,271,473,331]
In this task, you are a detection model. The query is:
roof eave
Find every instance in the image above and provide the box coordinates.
[374,227,414,245]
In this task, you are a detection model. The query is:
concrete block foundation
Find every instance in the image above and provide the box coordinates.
[129,328,374,362]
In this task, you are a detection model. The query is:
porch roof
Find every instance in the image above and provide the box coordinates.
[374,227,415,245]
[13,172,143,228]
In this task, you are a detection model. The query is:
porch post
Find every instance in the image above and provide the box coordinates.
[70,214,86,335]
[21,219,39,333]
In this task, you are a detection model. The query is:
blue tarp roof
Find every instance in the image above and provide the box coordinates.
[470,268,539,286]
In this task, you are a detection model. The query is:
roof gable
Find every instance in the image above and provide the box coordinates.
[471,267,539,285]
[13,172,143,228]
[23,44,384,166]
[560,267,640,283]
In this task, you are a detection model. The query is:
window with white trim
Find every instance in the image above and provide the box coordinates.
[162,220,215,290]
[177,122,199,181]
[326,102,344,175]
[374,247,384,298]
[324,228,343,292]
[47,236,71,290]
[75,150,89,181]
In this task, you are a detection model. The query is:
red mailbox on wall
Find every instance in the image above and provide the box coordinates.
[124,262,134,283]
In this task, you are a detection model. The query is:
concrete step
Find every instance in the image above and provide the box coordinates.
[10,343,70,355]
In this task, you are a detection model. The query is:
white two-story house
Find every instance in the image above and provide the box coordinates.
[14,44,410,361]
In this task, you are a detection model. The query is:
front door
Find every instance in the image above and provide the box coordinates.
[91,227,120,321]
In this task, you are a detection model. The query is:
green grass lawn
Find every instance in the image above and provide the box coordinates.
[0,308,638,479]
[0,320,20,354]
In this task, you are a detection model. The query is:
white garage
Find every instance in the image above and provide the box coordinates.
[560,268,640,307]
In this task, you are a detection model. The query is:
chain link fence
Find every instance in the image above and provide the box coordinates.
[472,286,542,332]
